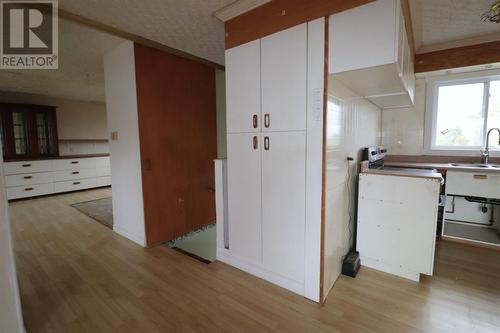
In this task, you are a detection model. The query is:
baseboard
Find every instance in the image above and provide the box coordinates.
[113,226,146,247]
[217,250,306,299]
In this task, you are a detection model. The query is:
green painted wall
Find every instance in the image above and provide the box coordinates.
[216,69,227,159]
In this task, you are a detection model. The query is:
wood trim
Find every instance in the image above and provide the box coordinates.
[415,40,500,73]
[35,4,224,70]
[319,16,329,304]
[400,0,415,58]
[224,0,374,49]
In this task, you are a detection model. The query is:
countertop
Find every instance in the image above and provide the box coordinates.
[385,161,500,174]
[361,168,444,181]
[4,153,110,162]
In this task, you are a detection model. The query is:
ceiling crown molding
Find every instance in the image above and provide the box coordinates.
[213,0,271,22]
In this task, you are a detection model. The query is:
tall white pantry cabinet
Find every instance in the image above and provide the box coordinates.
[217,18,325,302]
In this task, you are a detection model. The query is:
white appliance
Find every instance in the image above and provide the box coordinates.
[357,146,442,282]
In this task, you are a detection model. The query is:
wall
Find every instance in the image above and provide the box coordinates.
[0,149,25,332]
[104,41,146,246]
[381,78,426,155]
[216,69,227,159]
[0,91,109,155]
[323,76,382,297]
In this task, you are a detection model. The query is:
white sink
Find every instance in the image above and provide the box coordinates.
[449,163,500,169]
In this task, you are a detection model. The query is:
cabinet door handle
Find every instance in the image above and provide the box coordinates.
[252,114,258,129]
[24,187,34,191]
[253,136,258,150]
[264,136,270,151]
[22,164,31,167]
[473,175,487,180]
[72,171,80,175]
[23,176,33,179]
[71,161,79,164]
[73,182,81,185]
[264,113,270,128]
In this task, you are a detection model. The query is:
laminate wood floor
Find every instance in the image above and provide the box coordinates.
[9,189,500,333]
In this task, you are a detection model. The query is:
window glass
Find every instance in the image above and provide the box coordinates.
[435,83,484,147]
[487,80,500,149]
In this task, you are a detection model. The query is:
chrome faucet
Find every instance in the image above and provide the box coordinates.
[481,128,500,164]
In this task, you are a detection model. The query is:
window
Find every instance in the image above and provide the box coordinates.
[427,74,500,154]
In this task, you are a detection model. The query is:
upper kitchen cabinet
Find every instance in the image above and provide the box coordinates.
[329,0,415,109]
[226,39,261,133]
[0,103,59,161]
[261,24,307,132]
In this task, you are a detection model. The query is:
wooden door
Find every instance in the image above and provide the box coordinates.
[134,44,217,246]
[261,131,306,283]
[226,132,262,264]
[261,23,307,132]
[225,39,261,134]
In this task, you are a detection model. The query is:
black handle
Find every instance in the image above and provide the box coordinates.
[24,187,33,191]
[23,176,33,179]
[253,136,258,150]
[22,164,31,167]
[72,171,80,174]
[264,136,270,151]
[73,182,81,185]
[71,161,79,164]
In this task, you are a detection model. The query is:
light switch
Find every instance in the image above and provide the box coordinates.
[110,131,118,140]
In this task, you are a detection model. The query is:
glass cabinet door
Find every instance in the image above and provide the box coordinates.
[12,111,29,156]
[35,111,53,155]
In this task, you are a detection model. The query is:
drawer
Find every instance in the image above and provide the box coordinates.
[52,169,96,182]
[54,178,97,193]
[3,160,53,175]
[5,172,53,187]
[53,158,95,171]
[95,176,111,187]
[446,171,500,199]
[96,167,110,177]
[95,157,110,168]
[6,183,54,200]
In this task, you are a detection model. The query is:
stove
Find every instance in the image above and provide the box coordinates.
[362,146,437,174]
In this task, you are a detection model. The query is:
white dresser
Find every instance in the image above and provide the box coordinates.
[3,156,111,200]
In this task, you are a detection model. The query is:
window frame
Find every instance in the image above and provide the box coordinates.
[424,70,500,156]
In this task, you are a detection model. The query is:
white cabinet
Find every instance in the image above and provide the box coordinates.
[329,0,415,109]
[446,171,500,199]
[261,131,306,282]
[3,156,111,200]
[261,24,307,132]
[357,173,441,281]
[226,40,261,133]
[227,133,262,264]
[221,20,323,300]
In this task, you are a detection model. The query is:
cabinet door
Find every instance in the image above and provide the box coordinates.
[261,131,306,282]
[227,133,262,264]
[261,24,307,132]
[226,40,261,133]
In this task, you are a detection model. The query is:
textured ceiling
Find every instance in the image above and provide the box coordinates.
[59,0,234,66]
[418,0,500,50]
[0,18,124,102]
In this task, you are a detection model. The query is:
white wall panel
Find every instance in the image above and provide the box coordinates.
[104,41,146,247]
[323,76,382,298]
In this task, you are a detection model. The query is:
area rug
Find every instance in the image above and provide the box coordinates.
[71,197,113,228]
[166,224,216,263]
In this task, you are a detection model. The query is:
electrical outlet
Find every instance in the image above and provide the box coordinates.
[110,131,118,141]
